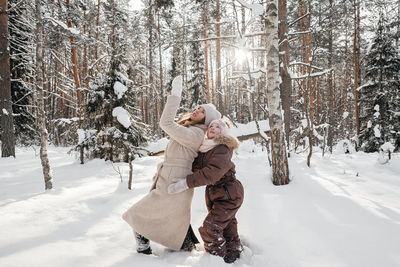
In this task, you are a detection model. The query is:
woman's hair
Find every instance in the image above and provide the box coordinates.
[177,113,205,127]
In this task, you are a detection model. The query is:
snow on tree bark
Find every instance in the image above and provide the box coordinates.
[265,0,289,185]
[35,0,53,190]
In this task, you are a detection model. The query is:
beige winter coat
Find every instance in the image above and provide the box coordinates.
[122,95,206,250]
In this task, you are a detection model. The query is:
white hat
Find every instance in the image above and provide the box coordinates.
[200,103,221,127]
[209,119,230,135]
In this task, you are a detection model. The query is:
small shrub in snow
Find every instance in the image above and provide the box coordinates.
[334,139,356,154]
[378,142,395,164]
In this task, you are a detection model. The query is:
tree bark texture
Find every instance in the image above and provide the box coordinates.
[278,0,291,154]
[36,0,53,190]
[0,0,15,157]
[327,0,334,152]
[265,0,289,185]
[353,0,360,137]
[202,3,210,103]
[216,0,223,113]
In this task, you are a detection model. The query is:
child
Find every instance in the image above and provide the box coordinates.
[168,119,244,263]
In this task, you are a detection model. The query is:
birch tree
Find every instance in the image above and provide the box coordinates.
[265,0,289,185]
[35,0,53,190]
[0,0,16,157]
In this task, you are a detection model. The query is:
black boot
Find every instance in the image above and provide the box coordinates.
[223,249,241,263]
[180,225,199,252]
[134,231,152,255]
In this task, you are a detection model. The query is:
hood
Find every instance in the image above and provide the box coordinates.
[214,134,239,150]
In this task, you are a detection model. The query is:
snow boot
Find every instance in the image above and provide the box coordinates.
[180,225,199,252]
[223,249,241,264]
[134,231,152,255]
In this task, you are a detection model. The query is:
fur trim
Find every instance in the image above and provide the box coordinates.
[214,134,239,150]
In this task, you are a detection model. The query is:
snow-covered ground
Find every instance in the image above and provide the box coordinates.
[1,142,400,267]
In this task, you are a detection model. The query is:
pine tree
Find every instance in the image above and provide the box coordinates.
[85,0,148,162]
[359,14,400,152]
[86,73,148,162]
[187,32,206,108]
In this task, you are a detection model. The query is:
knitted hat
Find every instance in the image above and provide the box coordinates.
[209,119,230,135]
[200,103,221,127]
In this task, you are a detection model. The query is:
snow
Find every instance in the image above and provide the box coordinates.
[2,108,8,115]
[301,119,308,128]
[1,145,400,267]
[114,81,127,100]
[230,120,270,137]
[334,139,356,154]
[237,0,264,18]
[381,142,395,152]
[43,16,79,35]
[56,117,80,124]
[374,124,381,138]
[77,129,85,144]
[145,138,169,154]
[112,107,131,129]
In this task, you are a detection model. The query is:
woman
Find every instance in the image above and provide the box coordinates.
[168,119,244,263]
[122,75,221,254]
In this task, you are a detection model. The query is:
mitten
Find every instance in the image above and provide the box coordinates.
[171,75,183,97]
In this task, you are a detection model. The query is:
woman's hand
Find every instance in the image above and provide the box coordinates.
[168,178,188,194]
[171,75,183,97]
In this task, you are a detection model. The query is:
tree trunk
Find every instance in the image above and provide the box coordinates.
[66,0,81,104]
[397,0,400,47]
[278,0,291,155]
[216,0,223,113]
[36,0,53,190]
[110,0,117,73]
[299,0,307,116]
[82,7,88,127]
[128,154,133,190]
[147,2,155,131]
[306,0,313,129]
[353,0,360,137]
[157,12,164,111]
[209,45,214,103]
[327,0,334,152]
[0,0,15,157]
[57,0,81,120]
[202,3,211,103]
[265,0,289,185]
[95,0,100,60]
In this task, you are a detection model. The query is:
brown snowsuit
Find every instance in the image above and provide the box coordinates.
[186,134,244,260]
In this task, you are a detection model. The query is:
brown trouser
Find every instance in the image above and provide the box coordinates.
[199,181,244,257]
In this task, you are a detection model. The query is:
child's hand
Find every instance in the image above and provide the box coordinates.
[168,178,188,194]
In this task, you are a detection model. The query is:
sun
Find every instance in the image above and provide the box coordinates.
[235,48,251,64]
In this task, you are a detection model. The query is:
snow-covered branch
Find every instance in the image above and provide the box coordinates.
[291,68,332,79]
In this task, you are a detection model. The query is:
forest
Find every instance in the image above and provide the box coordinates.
[1,0,400,186]
[1,1,400,266]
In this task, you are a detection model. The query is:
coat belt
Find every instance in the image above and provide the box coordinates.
[162,157,193,168]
